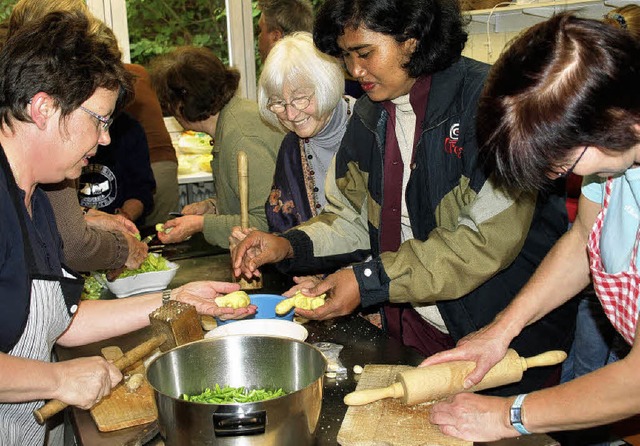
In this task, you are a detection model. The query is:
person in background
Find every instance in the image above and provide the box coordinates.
[256,0,313,63]
[255,0,364,98]
[422,13,640,442]
[45,181,148,272]
[150,46,283,249]
[0,12,255,445]
[233,0,575,396]
[604,4,640,38]
[125,63,180,227]
[77,111,156,226]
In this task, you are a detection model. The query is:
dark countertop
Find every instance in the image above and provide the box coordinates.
[56,244,559,446]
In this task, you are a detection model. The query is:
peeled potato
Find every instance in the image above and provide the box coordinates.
[275,291,326,315]
[155,223,173,234]
[215,290,251,309]
[275,297,296,315]
[125,373,145,392]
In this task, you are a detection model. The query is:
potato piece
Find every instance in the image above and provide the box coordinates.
[215,290,251,309]
[275,297,296,315]
[310,297,325,310]
[155,223,173,234]
[276,291,326,313]
[126,373,145,392]
[293,290,326,310]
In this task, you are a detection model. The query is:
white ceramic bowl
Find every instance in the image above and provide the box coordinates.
[105,261,179,298]
[205,319,308,342]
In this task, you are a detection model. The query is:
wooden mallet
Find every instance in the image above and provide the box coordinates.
[34,300,203,424]
[236,150,262,290]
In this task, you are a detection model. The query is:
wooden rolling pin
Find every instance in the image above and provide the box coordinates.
[33,334,168,424]
[236,150,262,290]
[344,349,567,406]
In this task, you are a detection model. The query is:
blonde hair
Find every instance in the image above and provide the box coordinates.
[9,0,88,35]
[7,0,119,52]
[604,4,640,40]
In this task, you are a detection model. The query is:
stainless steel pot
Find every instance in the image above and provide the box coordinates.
[146,335,326,445]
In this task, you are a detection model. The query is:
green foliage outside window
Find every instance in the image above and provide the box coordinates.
[126,0,230,66]
[0,0,325,69]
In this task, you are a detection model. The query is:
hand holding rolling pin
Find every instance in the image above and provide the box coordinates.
[344,349,566,406]
[420,318,514,389]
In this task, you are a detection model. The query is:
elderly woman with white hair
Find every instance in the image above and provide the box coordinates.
[257,31,355,232]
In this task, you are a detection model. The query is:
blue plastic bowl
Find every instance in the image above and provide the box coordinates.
[215,293,294,326]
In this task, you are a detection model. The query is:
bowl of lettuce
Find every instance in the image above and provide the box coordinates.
[105,253,179,298]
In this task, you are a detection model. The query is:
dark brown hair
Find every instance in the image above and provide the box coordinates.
[0,11,133,130]
[149,46,240,122]
[314,0,468,78]
[478,13,640,191]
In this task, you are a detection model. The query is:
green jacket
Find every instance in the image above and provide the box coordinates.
[203,96,283,248]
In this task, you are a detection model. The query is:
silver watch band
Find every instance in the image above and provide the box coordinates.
[510,393,531,435]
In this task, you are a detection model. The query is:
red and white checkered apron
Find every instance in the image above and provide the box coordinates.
[588,177,640,345]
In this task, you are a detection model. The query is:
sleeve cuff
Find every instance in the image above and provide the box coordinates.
[353,258,389,307]
[278,230,314,273]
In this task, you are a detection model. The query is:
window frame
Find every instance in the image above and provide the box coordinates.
[86,0,257,99]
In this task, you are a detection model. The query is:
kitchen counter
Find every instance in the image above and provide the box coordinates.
[56,246,559,446]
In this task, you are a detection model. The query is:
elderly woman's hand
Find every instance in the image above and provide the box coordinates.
[85,208,139,236]
[123,232,149,269]
[182,198,217,215]
[171,281,257,320]
[157,215,204,244]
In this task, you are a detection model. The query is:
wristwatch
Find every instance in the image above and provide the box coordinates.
[510,393,531,435]
[162,289,172,304]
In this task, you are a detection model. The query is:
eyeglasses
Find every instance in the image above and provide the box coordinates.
[555,146,589,178]
[267,92,314,114]
[79,105,113,132]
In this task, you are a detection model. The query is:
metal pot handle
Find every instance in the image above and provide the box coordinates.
[212,411,267,437]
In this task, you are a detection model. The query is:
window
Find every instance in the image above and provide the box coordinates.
[88,0,257,99]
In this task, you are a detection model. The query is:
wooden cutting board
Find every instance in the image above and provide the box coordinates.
[89,347,158,432]
[338,365,471,446]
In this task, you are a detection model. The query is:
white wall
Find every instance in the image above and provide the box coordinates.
[462,0,634,64]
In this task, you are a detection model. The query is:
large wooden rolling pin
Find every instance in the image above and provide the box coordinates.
[237,150,262,290]
[33,334,168,424]
[344,349,567,406]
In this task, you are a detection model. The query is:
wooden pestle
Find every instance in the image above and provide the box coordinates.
[34,300,203,424]
[236,150,262,290]
[344,349,567,406]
